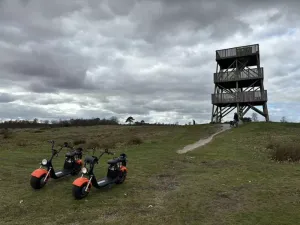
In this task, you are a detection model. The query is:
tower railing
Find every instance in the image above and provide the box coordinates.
[214,68,263,83]
[211,90,268,104]
[216,44,259,59]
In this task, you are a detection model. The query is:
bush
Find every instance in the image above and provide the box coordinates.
[241,117,252,122]
[17,140,28,147]
[33,129,44,133]
[127,136,143,145]
[86,140,100,149]
[73,139,86,145]
[267,139,300,162]
[86,140,116,150]
[100,141,116,149]
[1,128,12,139]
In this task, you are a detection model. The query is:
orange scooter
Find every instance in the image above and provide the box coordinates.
[30,140,83,189]
[72,148,127,199]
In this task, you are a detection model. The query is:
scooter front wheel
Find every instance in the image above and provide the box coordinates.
[30,174,47,189]
[72,183,90,199]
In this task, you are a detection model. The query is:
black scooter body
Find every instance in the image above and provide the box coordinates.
[48,149,83,179]
[90,161,123,188]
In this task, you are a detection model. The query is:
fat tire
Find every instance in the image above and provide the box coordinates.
[72,184,90,199]
[30,174,47,189]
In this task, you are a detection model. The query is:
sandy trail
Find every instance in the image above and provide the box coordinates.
[176,124,231,154]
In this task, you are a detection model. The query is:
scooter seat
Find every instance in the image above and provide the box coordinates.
[107,158,122,164]
[65,149,82,158]
[65,151,76,157]
[84,156,97,164]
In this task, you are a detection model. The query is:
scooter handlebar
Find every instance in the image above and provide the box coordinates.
[49,141,69,158]
[104,148,114,155]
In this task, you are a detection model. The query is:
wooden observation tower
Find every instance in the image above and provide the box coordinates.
[211,44,269,123]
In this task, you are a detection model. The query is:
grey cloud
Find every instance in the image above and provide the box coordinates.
[0,93,16,103]
[33,97,75,105]
[28,82,58,93]
[106,0,136,16]
[0,0,244,94]
[102,93,211,118]
[131,0,252,43]
[0,0,300,122]
[0,101,115,121]
[145,100,211,115]
[0,102,52,119]
[1,41,92,92]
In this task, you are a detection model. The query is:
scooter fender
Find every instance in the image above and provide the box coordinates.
[120,166,128,172]
[72,177,90,187]
[31,168,48,178]
[75,159,83,165]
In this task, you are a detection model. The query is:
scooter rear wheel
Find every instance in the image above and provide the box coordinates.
[115,171,127,184]
[72,183,90,199]
[30,174,47,189]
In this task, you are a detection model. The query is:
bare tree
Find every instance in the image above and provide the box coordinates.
[252,113,258,122]
[280,116,287,123]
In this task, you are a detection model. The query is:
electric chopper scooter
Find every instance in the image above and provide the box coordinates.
[30,140,83,189]
[72,148,128,199]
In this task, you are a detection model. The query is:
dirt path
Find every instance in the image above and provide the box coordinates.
[176,124,231,154]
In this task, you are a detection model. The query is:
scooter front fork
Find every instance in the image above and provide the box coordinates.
[85,176,93,192]
[44,167,52,182]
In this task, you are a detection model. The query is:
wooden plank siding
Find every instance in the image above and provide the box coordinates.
[216,44,259,60]
[211,90,267,104]
[214,68,263,83]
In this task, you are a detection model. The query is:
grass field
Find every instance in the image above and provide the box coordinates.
[1,122,300,225]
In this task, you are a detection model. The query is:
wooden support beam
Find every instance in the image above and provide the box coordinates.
[222,106,236,118]
[248,104,265,117]
[241,106,251,117]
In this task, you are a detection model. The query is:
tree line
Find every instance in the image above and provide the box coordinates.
[0,117,119,129]
[0,116,182,129]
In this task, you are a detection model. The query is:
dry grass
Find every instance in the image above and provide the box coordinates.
[267,137,300,162]
[0,124,220,225]
[2,122,300,225]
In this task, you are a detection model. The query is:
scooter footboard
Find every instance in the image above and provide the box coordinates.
[31,168,48,178]
[73,177,90,187]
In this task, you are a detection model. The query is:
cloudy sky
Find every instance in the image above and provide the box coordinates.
[0,0,300,124]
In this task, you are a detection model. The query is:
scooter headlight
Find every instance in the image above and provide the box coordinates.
[81,167,88,174]
[41,159,48,166]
